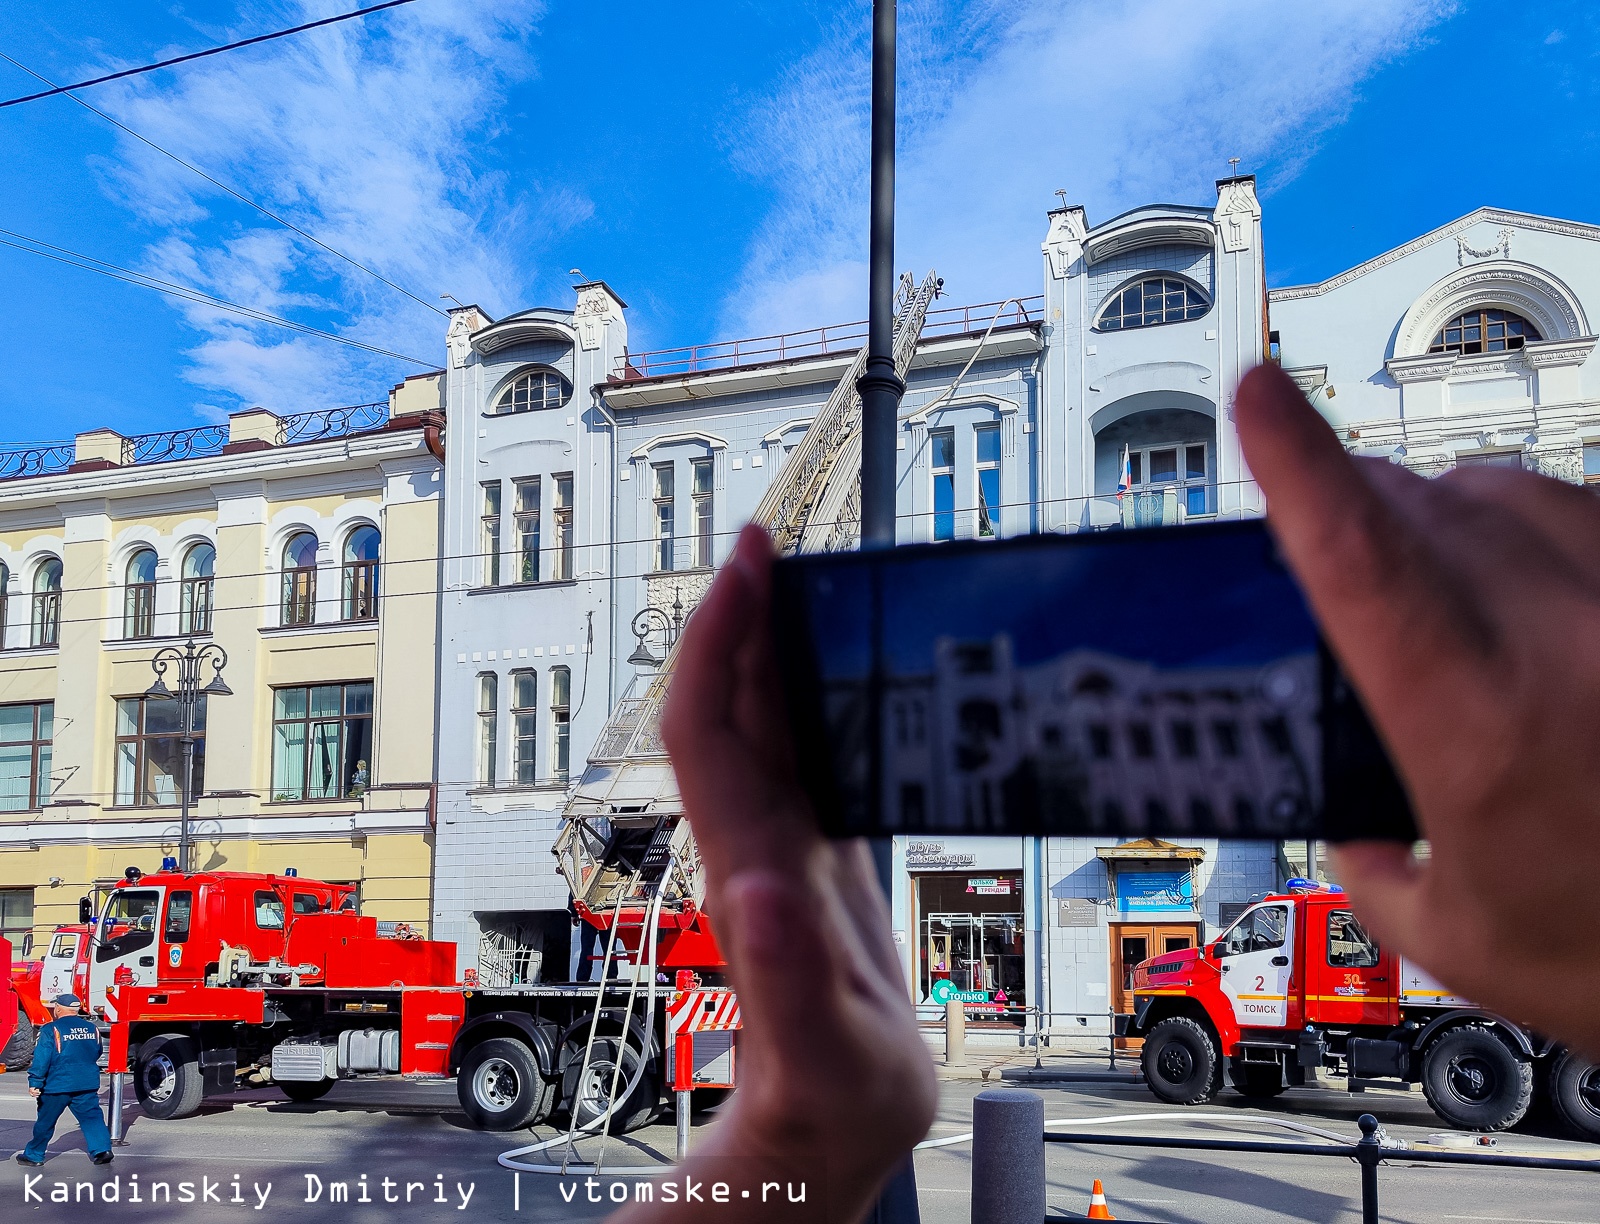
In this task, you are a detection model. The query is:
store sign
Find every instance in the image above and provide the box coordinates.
[1116,870,1195,913]
[930,978,990,1005]
[906,840,977,869]
[966,877,1012,895]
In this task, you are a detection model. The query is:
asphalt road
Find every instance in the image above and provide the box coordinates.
[1,1070,1597,1222]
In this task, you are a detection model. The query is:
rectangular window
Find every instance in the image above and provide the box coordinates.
[0,701,52,812]
[164,890,193,944]
[180,574,213,635]
[481,482,502,587]
[975,425,1001,538]
[476,673,498,787]
[1125,441,1210,517]
[511,670,536,784]
[0,888,34,954]
[550,666,571,782]
[124,580,155,640]
[931,429,955,541]
[269,683,372,802]
[552,474,574,581]
[115,695,205,807]
[653,463,676,571]
[514,477,541,583]
[1584,441,1600,482]
[1327,910,1380,967]
[1456,450,1523,469]
[253,890,285,930]
[691,458,714,568]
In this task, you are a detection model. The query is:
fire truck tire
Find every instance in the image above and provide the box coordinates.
[1547,1049,1600,1141]
[564,1036,660,1134]
[1,1015,35,1069]
[134,1034,205,1120]
[279,1080,335,1104]
[1141,1017,1221,1106]
[1421,1026,1533,1132]
[1229,1065,1287,1099]
[458,1038,552,1132]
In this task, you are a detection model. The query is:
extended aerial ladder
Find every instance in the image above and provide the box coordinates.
[552,271,942,964]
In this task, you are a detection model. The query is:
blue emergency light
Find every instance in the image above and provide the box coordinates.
[161,856,178,871]
[1284,877,1345,893]
[284,867,298,877]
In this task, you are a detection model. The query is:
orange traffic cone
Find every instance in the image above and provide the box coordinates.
[1086,1178,1115,1220]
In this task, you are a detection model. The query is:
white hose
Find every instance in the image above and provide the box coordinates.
[497,876,667,1177]
[916,1111,1401,1151]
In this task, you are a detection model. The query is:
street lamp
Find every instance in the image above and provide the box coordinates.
[627,596,684,669]
[146,640,231,873]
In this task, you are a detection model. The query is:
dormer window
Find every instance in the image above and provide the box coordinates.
[1428,309,1541,356]
[1096,277,1210,331]
[495,367,571,414]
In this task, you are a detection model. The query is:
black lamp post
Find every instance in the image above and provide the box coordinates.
[146,640,231,873]
[626,598,683,669]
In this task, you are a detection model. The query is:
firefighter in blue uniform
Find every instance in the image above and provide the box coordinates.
[16,993,112,1166]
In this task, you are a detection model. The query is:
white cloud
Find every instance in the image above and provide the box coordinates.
[723,0,1458,336]
[88,0,573,418]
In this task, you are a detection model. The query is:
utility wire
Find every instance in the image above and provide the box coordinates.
[0,0,421,109]
[0,48,447,319]
[0,229,434,366]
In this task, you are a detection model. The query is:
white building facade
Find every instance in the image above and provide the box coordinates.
[431,178,1288,1040]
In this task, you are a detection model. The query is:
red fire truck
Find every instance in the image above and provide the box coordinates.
[60,862,735,1133]
[1118,880,1600,1138]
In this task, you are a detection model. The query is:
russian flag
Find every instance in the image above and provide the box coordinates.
[1116,444,1131,499]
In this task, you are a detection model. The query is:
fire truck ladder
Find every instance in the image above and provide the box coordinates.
[552,270,942,917]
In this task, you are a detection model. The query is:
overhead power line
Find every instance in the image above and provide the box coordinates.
[0,0,421,109]
[0,227,434,366]
[0,50,446,318]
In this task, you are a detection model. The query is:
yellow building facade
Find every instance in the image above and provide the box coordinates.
[0,375,445,953]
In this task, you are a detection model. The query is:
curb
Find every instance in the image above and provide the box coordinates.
[999,1067,1144,1085]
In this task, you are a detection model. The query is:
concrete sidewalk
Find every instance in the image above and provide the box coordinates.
[931,1048,1144,1084]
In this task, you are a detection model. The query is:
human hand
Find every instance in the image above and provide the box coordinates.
[1236,363,1600,1054]
[623,523,936,1223]
[29,1087,40,1098]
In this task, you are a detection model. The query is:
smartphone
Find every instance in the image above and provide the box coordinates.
[771,521,1415,843]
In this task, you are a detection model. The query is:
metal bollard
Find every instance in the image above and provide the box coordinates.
[676,1089,691,1161]
[971,1089,1045,1224]
[1355,1113,1382,1224]
[945,998,967,1066]
[109,1072,126,1145]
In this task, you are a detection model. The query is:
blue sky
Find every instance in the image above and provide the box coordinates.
[0,1,1595,441]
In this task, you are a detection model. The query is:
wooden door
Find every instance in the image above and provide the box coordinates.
[1111,923,1198,1049]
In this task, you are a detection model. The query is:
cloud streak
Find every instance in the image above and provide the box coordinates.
[724,0,1458,335]
[88,0,574,418]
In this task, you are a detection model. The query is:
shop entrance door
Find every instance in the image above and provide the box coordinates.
[922,913,1025,1013]
[1110,923,1197,1049]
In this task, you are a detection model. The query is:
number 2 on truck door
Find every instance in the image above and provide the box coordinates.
[1217,902,1293,1027]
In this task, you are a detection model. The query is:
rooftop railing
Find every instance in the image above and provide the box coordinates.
[0,401,394,485]
[613,294,1044,381]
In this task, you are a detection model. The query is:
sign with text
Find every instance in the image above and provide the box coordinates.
[1115,869,1195,914]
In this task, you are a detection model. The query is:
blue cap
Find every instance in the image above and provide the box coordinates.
[52,993,80,1008]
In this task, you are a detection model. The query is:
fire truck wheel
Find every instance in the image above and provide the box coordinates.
[564,1036,660,1134]
[1421,1026,1534,1132]
[1547,1049,1600,1141]
[1229,1064,1287,1099]
[279,1080,336,1104]
[458,1038,552,1132]
[134,1034,205,1120]
[1,1015,35,1069]
[1141,1017,1221,1106]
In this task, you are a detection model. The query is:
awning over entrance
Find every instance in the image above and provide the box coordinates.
[1095,837,1205,864]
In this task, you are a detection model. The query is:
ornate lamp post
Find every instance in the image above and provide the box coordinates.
[145,640,231,873]
[626,596,684,669]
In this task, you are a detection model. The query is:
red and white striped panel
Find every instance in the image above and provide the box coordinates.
[668,988,742,1035]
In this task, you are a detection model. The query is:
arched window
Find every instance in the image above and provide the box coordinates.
[123,548,158,640]
[1096,277,1210,331]
[180,543,215,636]
[495,367,571,415]
[341,525,380,621]
[281,532,319,627]
[32,557,62,647]
[1428,308,1542,356]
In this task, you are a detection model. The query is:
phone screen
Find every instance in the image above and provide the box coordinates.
[771,521,1415,843]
